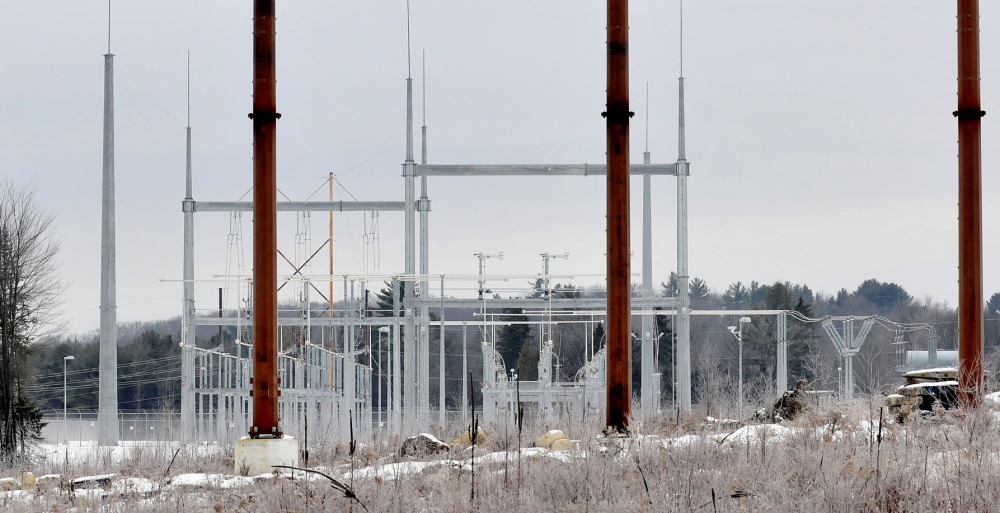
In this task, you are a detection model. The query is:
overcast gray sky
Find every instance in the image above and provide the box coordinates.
[4,2,998,334]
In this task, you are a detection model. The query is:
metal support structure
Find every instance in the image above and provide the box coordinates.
[249,0,281,438]
[821,317,875,401]
[640,148,655,417]
[403,67,421,431]
[172,5,695,437]
[462,322,468,425]
[540,252,569,347]
[674,2,692,410]
[438,276,445,425]
[98,45,119,446]
[414,163,676,176]
[420,52,435,428]
[392,279,402,431]
[605,0,632,432]
[180,59,196,440]
[192,200,408,212]
[956,0,985,406]
[726,317,750,414]
[776,311,788,396]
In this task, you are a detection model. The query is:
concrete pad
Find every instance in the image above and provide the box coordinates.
[234,436,299,476]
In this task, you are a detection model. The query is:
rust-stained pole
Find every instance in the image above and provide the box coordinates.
[956,0,985,407]
[250,0,282,437]
[604,0,632,431]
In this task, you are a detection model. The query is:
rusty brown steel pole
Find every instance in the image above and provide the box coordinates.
[250,0,282,437]
[604,0,632,432]
[956,0,985,407]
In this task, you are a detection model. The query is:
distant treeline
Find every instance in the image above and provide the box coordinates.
[23,279,1000,412]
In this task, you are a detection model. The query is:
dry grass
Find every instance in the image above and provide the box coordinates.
[3,400,1000,511]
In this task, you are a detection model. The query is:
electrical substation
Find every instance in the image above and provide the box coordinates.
[74,0,984,450]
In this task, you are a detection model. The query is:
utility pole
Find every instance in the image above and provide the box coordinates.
[604,0,632,432]
[249,0,281,439]
[232,4,300,475]
[956,0,985,406]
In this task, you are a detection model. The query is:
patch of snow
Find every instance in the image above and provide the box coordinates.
[657,433,717,448]
[348,460,449,481]
[0,490,31,501]
[706,416,740,424]
[418,433,447,445]
[35,440,221,467]
[899,381,957,391]
[168,473,254,490]
[73,488,108,499]
[544,450,586,463]
[718,424,797,445]
[111,477,158,496]
[902,367,956,377]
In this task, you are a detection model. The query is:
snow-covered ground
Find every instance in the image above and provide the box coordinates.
[4,406,1000,511]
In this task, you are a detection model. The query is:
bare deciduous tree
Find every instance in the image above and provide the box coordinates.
[0,182,61,464]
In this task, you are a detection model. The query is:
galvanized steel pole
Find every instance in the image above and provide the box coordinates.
[605,0,632,432]
[956,0,985,407]
[250,0,282,437]
[181,55,196,441]
[675,0,692,412]
[98,45,120,446]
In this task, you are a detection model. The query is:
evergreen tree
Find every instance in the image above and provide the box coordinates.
[495,308,531,375]
[661,272,679,297]
[723,281,750,309]
[372,281,405,316]
[853,279,911,311]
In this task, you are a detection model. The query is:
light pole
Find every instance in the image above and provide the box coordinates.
[474,252,503,357]
[63,355,75,443]
[838,366,843,402]
[539,253,569,344]
[474,252,503,301]
[727,317,751,414]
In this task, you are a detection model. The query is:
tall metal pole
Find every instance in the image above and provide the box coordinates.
[181,52,196,441]
[328,173,334,335]
[737,324,743,414]
[956,0,984,407]
[392,280,402,431]
[417,54,436,426]
[63,355,73,443]
[402,3,419,431]
[249,0,281,438]
[420,50,433,429]
[605,0,632,432]
[438,276,445,426]
[462,322,468,425]
[641,86,655,418]
[98,22,119,445]
[675,0,692,412]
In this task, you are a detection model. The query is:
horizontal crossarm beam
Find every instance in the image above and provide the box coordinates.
[415,163,678,177]
[410,297,681,309]
[188,201,408,212]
